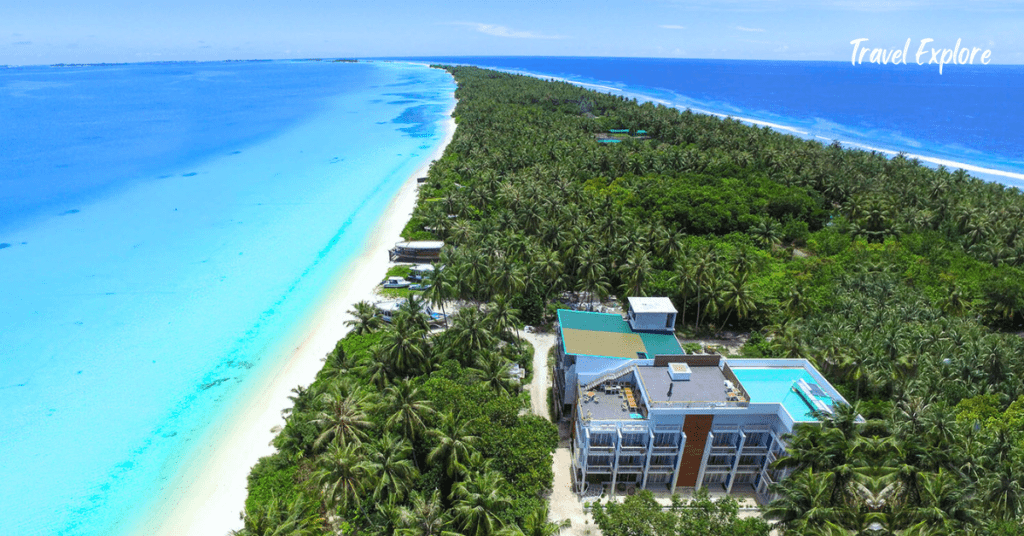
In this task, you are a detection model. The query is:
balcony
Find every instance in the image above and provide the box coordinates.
[648,464,676,473]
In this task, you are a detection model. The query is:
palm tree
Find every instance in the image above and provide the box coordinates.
[487,295,522,346]
[396,490,453,536]
[381,314,431,376]
[901,468,978,531]
[449,307,496,356]
[981,460,1024,521]
[938,284,971,316]
[384,378,436,442]
[671,260,694,328]
[469,351,517,396]
[400,293,433,332]
[618,250,652,298]
[365,432,418,502]
[428,412,481,478]
[424,262,453,328]
[309,386,372,451]
[312,442,371,514]
[690,248,718,331]
[781,284,807,320]
[655,228,685,266]
[533,248,564,304]
[273,416,312,461]
[231,493,316,536]
[344,300,382,335]
[720,272,757,331]
[750,218,783,249]
[490,262,527,299]
[359,344,393,391]
[764,469,851,534]
[451,470,512,536]
[518,503,571,536]
[575,248,606,307]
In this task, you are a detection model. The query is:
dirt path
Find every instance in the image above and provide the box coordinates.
[521,331,554,420]
[550,447,597,535]
[520,332,596,534]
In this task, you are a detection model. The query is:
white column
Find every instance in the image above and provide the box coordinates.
[694,430,714,491]
[641,429,654,489]
[726,431,746,494]
[670,431,687,495]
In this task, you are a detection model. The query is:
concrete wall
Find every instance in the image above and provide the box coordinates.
[628,310,676,332]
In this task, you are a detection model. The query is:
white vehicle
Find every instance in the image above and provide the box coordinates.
[382,277,411,288]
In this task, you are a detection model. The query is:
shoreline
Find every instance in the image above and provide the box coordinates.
[480,65,1024,185]
[134,98,457,536]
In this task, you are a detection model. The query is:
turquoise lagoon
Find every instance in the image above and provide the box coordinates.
[0,61,454,535]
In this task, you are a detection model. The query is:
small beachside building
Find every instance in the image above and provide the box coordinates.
[408,264,435,281]
[553,298,849,503]
[389,240,443,262]
[626,296,677,333]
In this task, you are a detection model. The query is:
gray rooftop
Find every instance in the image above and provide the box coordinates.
[579,390,639,421]
[395,240,444,249]
[636,365,730,405]
[578,365,734,422]
[628,296,678,314]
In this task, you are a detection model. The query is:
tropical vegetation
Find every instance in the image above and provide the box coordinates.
[239,65,1024,534]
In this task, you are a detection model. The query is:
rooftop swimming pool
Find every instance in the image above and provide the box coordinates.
[731,367,834,422]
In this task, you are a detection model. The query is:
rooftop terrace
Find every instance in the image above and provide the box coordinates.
[558,309,684,360]
[636,365,733,407]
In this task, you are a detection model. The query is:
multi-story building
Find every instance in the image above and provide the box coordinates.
[553,297,849,502]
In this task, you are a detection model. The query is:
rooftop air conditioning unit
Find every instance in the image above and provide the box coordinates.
[668,362,691,381]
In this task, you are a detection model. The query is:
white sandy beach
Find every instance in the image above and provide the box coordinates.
[134,105,457,536]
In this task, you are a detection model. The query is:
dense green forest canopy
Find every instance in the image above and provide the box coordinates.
[239,65,1024,535]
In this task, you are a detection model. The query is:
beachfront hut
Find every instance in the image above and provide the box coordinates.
[389,240,443,262]
[408,264,435,281]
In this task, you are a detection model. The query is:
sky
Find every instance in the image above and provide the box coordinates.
[2,0,1023,66]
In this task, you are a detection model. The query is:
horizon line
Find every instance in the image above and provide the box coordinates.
[5,54,1024,69]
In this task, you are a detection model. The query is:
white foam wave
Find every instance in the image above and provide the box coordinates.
[486,66,1024,184]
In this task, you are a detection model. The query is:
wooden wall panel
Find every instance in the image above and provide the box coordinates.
[654,354,722,367]
[676,414,714,487]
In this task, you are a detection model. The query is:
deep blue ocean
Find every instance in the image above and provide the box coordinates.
[403,56,1024,185]
[0,60,454,535]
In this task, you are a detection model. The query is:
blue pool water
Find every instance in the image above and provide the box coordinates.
[731,368,833,422]
[0,60,454,536]
[401,56,1024,187]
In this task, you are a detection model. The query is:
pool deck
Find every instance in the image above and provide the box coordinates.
[727,361,847,422]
